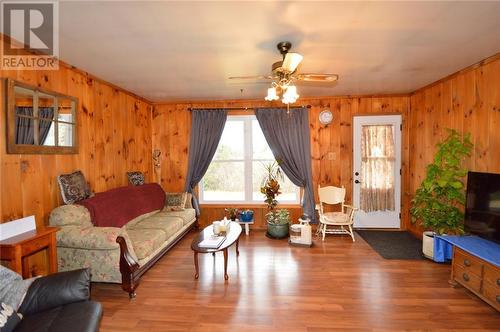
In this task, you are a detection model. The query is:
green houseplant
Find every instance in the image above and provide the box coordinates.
[410,129,473,259]
[260,161,290,238]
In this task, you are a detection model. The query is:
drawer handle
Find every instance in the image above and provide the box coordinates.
[463,259,471,267]
[462,273,470,282]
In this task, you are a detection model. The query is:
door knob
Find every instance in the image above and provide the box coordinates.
[355,172,359,176]
[355,180,360,184]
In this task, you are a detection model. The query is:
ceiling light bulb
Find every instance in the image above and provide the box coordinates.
[282,53,303,72]
[265,87,279,101]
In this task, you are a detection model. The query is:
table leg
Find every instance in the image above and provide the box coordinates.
[223,248,228,280]
[236,238,240,256]
[245,224,249,236]
[10,246,23,276]
[48,234,58,274]
[22,256,31,278]
[194,251,199,279]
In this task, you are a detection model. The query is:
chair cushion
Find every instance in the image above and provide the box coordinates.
[15,301,102,332]
[322,212,348,224]
[127,228,166,260]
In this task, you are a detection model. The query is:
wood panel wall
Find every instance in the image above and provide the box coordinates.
[0,36,153,273]
[407,55,500,236]
[152,96,410,229]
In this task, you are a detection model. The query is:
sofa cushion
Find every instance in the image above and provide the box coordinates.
[161,209,196,226]
[78,183,166,228]
[129,212,184,238]
[127,171,145,186]
[127,228,166,260]
[15,301,102,332]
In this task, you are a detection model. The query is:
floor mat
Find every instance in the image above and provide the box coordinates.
[356,230,425,260]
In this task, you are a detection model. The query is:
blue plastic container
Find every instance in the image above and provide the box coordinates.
[240,210,254,222]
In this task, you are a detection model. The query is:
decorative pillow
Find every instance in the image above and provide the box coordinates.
[127,171,145,186]
[0,303,22,332]
[57,170,92,204]
[164,192,187,211]
[0,266,36,310]
[185,192,193,209]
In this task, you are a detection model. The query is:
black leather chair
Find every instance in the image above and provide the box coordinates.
[14,268,102,332]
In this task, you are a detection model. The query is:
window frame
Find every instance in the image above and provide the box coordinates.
[199,114,300,205]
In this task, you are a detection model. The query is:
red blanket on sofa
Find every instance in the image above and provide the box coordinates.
[78,183,166,228]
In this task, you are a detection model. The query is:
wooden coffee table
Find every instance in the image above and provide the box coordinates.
[191,222,242,280]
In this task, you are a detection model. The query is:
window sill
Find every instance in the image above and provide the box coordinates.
[200,203,302,209]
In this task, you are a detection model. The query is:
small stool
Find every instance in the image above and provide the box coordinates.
[237,219,254,236]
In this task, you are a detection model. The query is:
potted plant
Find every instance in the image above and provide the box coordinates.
[224,207,239,221]
[410,129,473,260]
[260,161,290,238]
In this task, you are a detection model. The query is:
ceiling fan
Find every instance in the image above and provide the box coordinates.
[228,41,339,104]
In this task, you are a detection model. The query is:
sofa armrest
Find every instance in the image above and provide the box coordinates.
[50,204,93,228]
[18,269,90,316]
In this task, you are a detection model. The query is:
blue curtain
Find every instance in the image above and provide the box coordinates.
[184,110,227,215]
[255,107,316,222]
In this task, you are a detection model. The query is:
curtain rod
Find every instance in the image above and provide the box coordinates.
[187,105,311,111]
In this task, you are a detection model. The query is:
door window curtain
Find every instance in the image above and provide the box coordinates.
[254,107,316,222]
[184,110,227,215]
[15,107,54,145]
[360,125,395,212]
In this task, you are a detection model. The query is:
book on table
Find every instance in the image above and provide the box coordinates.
[199,235,226,249]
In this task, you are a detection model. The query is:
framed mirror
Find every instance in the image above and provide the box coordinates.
[6,79,78,154]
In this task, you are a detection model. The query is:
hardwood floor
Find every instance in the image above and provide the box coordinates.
[92,230,500,331]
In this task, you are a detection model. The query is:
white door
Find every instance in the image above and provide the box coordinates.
[353,115,402,228]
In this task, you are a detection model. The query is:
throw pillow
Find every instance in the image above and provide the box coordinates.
[0,266,35,310]
[127,171,145,186]
[165,192,187,211]
[57,170,92,204]
[185,192,193,209]
[0,303,22,332]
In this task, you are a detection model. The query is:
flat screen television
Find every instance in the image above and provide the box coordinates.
[464,171,500,244]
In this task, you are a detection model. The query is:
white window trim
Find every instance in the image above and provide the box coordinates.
[199,115,300,205]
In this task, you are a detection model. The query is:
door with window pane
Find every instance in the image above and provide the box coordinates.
[353,115,401,228]
[200,115,299,204]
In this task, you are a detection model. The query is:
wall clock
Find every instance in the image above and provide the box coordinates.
[319,109,333,125]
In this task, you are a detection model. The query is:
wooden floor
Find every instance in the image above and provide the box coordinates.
[92,230,500,331]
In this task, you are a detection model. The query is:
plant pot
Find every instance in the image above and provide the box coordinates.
[422,231,435,260]
[267,222,289,239]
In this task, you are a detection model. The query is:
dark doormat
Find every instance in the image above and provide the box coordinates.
[356,230,425,260]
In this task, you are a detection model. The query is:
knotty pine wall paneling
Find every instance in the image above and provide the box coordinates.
[0,36,153,275]
[407,55,500,237]
[152,96,410,229]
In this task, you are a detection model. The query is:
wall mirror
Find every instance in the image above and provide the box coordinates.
[6,79,78,154]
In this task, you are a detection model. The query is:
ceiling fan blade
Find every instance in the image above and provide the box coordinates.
[228,75,274,80]
[295,73,339,82]
[282,53,303,72]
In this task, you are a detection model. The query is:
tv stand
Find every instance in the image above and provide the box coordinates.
[437,236,500,312]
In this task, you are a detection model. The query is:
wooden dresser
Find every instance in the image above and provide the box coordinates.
[451,246,500,311]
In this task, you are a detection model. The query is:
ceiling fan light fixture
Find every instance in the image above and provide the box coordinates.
[281,85,299,104]
[282,52,303,72]
[264,87,279,101]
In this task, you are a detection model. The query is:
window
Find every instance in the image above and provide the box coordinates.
[200,115,300,204]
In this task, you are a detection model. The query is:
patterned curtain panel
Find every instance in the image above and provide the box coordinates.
[360,125,395,212]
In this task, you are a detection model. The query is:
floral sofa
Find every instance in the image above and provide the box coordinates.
[49,184,196,297]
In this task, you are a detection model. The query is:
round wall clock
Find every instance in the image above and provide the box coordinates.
[319,109,333,125]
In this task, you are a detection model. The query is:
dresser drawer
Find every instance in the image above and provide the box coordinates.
[482,281,500,311]
[454,248,483,277]
[453,264,482,293]
[483,264,500,289]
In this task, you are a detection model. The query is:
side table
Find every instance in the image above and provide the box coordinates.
[0,226,59,278]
